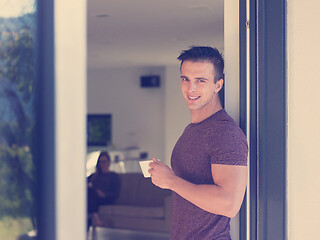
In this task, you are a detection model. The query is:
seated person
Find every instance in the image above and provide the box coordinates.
[87,151,121,228]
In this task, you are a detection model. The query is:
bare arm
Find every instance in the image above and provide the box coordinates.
[149,158,247,218]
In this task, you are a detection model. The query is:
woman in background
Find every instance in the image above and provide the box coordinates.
[87,151,121,228]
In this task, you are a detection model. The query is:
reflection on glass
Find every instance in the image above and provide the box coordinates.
[0,1,37,239]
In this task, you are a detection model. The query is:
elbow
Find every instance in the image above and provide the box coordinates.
[223,204,239,218]
[220,191,245,218]
[225,207,239,219]
[220,198,241,218]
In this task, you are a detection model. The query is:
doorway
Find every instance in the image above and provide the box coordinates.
[87,1,243,240]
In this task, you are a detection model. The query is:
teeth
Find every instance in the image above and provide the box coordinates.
[188,96,200,100]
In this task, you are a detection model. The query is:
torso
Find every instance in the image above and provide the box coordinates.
[170,109,248,240]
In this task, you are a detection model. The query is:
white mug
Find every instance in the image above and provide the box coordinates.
[139,160,153,178]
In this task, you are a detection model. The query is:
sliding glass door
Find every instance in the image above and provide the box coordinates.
[0,2,37,239]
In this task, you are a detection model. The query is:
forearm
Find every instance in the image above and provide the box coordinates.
[149,159,247,218]
[169,176,239,218]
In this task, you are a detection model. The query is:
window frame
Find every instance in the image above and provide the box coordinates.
[239,0,287,239]
[36,1,87,239]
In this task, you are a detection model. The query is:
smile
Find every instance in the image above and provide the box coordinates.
[188,95,200,100]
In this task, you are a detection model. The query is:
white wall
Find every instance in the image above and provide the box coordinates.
[224,0,239,123]
[164,65,190,166]
[287,0,320,239]
[224,1,240,240]
[87,66,166,161]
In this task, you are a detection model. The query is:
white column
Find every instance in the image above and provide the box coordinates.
[224,0,240,123]
[54,1,87,239]
[224,1,240,240]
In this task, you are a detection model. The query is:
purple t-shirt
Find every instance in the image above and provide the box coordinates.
[170,109,248,240]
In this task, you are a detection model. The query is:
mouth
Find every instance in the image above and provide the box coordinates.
[188,95,200,100]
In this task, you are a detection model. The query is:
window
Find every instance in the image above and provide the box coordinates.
[0,1,37,239]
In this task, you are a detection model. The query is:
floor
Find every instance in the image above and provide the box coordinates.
[87,227,170,240]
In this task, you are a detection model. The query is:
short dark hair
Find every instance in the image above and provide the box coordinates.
[177,46,224,82]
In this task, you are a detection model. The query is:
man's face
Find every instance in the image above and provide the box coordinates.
[180,60,222,114]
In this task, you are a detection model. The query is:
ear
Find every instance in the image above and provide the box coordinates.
[215,78,224,93]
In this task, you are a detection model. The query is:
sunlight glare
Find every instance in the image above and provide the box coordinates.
[0,0,34,18]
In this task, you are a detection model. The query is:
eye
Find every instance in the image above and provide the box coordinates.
[181,77,189,81]
[198,79,206,83]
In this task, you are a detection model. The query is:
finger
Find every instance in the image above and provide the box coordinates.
[148,167,156,176]
[149,161,155,168]
[152,158,162,166]
[153,158,162,163]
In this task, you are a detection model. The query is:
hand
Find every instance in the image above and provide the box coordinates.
[149,158,176,190]
[96,189,106,198]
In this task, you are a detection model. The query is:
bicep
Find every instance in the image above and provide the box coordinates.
[211,164,247,202]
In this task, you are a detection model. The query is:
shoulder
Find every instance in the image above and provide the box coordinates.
[108,171,121,180]
[103,171,118,177]
[109,171,119,176]
[87,173,95,181]
[205,110,248,165]
[205,110,245,140]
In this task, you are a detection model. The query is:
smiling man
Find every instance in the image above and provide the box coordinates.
[149,46,248,240]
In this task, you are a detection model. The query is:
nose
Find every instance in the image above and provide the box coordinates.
[188,81,197,92]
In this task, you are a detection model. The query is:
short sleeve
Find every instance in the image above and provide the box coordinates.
[206,123,248,166]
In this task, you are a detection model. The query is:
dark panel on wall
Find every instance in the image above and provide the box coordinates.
[140,75,161,88]
[256,0,286,239]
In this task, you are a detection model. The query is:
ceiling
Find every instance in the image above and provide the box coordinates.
[87,0,224,69]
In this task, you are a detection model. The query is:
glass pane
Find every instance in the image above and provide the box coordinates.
[0,1,37,239]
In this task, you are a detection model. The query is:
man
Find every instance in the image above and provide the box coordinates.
[149,46,248,240]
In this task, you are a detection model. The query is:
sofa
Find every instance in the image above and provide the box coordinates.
[98,173,172,233]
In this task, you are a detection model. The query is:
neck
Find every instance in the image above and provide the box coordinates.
[190,101,222,123]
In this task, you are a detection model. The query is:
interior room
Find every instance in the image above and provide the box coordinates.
[86,0,229,239]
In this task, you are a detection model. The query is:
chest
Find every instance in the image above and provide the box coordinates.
[93,174,113,189]
[171,126,218,184]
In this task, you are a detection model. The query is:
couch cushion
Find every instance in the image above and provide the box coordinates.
[99,205,165,218]
[115,173,171,207]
